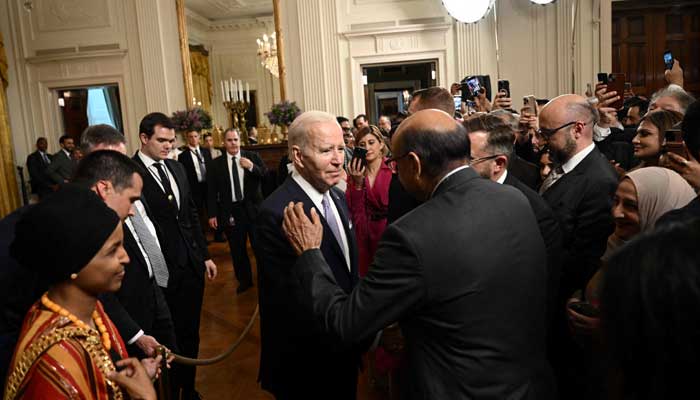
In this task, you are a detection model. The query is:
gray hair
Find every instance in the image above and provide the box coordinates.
[287,111,339,158]
[650,85,696,114]
[489,109,519,131]
[567,99,600,126]
[80,124,125,154]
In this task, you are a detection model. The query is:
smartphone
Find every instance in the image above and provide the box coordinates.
[568,301,600,318]
[597,72,609,84]
[607,73,626,110]
[351,147,368,168]
[624,82,632,91]
[461,76,481,101]
[524,95,538,116]
[664,50,674,70]
[453,95,462,112]
[665,125,688,159]
[497,80,510,97]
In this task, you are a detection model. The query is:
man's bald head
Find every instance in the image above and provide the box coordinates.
[393,109,470,179]
[541,94,599,131]
[538,94,598,164]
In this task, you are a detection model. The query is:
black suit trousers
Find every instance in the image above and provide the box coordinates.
[125,281,179,358]
[164,270,204,395]
[223,203,254,286]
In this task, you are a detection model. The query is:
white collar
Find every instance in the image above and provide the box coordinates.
[226,151,240,161]
[137,150,162,169]
[561,142,595,174]
[291,169,325,210]
[431,165,470,198]
[592,124,611,142]
[496,169,508,184]
[189,145,200,152]
[62,149,71,157]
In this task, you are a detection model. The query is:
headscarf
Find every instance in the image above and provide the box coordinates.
[626,167,696,232]
[10,185,120,285]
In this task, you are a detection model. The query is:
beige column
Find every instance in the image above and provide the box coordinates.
[273,0,287,101]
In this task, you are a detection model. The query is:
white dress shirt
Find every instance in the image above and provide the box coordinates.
[496,169,508,185]
[122,200,163,345]
[226,152,249,202]
[291,170,351,271]
[138,151,181,209]
[185,146,205,182]
[562,142,596,174]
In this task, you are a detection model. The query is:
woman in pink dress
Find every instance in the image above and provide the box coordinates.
[346,125,393,277]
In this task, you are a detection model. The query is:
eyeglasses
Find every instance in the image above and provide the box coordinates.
[470,154,503,165]
[536,121,584,138]
[385,152,411,167]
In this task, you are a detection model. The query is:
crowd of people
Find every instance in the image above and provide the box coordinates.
[1,55,700,400]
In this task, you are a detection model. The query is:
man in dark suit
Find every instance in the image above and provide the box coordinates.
[133,112,217,400]
[75,125,178,360]
[254,111,363,399]
[178,130,212,225]
[207,128,265,293]
[537,95,618,399]
[47,134,76,184]
[282,109,555,399]
[491,109,542,189]
[538,95,618,298]
[26,137,53,199]
[387,87,456,223]
[465,115,562,322]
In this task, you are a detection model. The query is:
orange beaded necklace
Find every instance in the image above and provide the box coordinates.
[41,293,111,351]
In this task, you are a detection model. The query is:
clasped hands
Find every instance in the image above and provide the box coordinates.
[282,202,323,256]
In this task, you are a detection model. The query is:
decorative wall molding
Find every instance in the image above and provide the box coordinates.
[26,49,127,64]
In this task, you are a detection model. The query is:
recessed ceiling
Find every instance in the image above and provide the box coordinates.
[185,0,273,21]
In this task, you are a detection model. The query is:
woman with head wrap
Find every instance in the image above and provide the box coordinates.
[3,186,157,400]
[568,167,696,331]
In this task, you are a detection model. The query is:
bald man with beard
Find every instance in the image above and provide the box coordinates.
[537,95,617,399]
[283,109,555,399]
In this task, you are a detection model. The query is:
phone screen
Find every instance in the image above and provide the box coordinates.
[466,78,481,97]
[454,95,462,111]
[664,51,673,70]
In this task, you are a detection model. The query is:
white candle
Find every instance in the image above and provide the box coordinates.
[245,82,250,103]
[229,78,234,101]
[234,80,239,102]
[224,80,230,102]
[238,80,243,103]
[221,81,225,102]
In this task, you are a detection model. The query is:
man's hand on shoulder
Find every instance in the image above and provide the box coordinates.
[282,202,323,256]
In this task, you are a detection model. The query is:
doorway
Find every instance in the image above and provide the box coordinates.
[361,60,438,123]
[56,84,123,142]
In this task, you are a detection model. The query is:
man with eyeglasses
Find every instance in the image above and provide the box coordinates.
[537,94,618,399]
[337,116,354,169]
[465,113,563,365]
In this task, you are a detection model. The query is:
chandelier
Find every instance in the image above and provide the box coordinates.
[256,33,279,78]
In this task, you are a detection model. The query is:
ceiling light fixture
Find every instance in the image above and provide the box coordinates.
[530,0,556,4]
[442,0,495,24]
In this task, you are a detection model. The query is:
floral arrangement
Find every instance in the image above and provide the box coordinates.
[266,101,301,126]
[171,107,213,132]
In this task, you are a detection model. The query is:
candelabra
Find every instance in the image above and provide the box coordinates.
[223,100,252,145]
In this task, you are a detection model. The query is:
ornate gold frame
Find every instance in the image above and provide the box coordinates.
[176,0,195,110]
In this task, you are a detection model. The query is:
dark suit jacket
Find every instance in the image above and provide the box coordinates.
[254,176,362,398]
[293,167,554,399]
[206,150,265,223]
[26,151,53,196]
[46,150,75,184]
[387,173,422,224]
[100,219,173,349]
[132,153,209,287]
[178,147,212,206]
[504,172,563,323]
[541,147,618,297]
[509,154,541,190]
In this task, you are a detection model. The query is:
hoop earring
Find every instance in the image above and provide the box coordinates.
[70,273,78,280]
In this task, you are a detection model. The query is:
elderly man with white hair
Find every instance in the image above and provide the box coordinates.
[253,111,363,399]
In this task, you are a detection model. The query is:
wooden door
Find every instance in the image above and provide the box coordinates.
[613,1,700,98]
